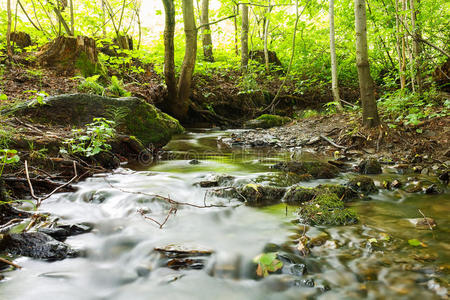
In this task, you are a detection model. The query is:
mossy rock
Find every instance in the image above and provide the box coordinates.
[273,161,339,179]
[358,158,382,174]
[298,193,359,226]
[347,176,378,195]
[9,94,184,147]
[238,184,286,206]
[283,184,358,204]
[244,114,291,129]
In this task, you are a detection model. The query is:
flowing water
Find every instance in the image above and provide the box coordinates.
[1,130,449,299]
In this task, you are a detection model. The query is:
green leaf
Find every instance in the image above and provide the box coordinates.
[408,239,421,246]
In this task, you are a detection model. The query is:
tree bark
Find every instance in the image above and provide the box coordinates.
[234,5,239,55]
[354,0,380,128]
[161,0,178,114]
[395,0,405,89]
[410,0,422,92]
[6,0,12,57]
[176,0,197,120]
[200,0,214,62]
[241,4,249,71]
[69,0,74,35]
[263,1,271,72]
[329,0,343,111]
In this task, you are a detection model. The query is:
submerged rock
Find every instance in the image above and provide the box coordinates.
[238,184,286,206]
[347,176,378,195]
[0,232,78,260]
[358,158,382,174]
[244,114,291,129]
[283,184,359,205]
[273,161,339,179]
[9,94,184,147]
[37,223,92,242]
[298,193,359,226]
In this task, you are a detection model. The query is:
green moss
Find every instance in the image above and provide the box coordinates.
[284,184,359,204]
[273,161,339,179]
[244,114,291,129]
[318,184,359,201]
[298,193,359,226]
[75,52,106,78]
[284,186,316,204]
[347,176,378,194]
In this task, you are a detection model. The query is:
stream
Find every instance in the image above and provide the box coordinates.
[1,129,449,299]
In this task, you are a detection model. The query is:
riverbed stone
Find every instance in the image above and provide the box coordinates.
[0,232,78,260]
[347,176,378,195]
[358,158,382,174]
[273,161,339,179]
[298,193,358,226]
[244,114,291,129]
[8,94,184,147]
[238,184,286,206]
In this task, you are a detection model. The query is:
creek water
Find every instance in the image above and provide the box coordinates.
[1,129,448,299]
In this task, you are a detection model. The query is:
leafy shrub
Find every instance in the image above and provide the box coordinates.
[107,76,131,97]
[77,75,105,95]
[61,118,116,157]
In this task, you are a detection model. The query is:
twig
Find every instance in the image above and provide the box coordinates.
[320,135,347,150]
[104,178,225,208]
[25,160,78,207]
[0,257,22,269]
[418,209,434,231]
[138,207,177,229]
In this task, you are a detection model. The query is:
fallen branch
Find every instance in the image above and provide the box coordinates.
[320,135,347,150]
[418,209,434,231]
[0,257,22,269]
[138,207,177,229]
[104,178,226,209]
[25,160,78,207]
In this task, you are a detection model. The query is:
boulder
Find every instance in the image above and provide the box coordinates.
[347,176,378,195]
[244,114,291,129]
[238,184,286,206]
[358,158,382,174]
[10,94,184,147]
[0,232,78,260]
[273,161,339,179]
[283,184,358,204]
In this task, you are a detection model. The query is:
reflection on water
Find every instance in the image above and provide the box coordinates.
[1,129,448,299]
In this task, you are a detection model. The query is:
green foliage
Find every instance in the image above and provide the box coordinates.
[77,75,105,95]
[61,118,116,157]
[408,239,426,247]
[0,149,20,177]
[253,252,283,277]
[107,76,131,97]
[25,90,49,107]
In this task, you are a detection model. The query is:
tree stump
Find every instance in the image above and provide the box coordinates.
[36,36,99,76]
[9,32,32,48]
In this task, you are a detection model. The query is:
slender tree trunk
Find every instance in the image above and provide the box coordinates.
[329,0,343,111]
[401,0,407,88]
[161,0,177,113]
[200,0,214,62]
[234,5,239,55]
[410,0,422,92]
[241,4,249,71]
[176,0,197,120]
[6,0,12,57]
[263,1,271,72]
[69,0,74,35]
[354,0,380,128]
[102,0,107,37]
[395,0,405,89]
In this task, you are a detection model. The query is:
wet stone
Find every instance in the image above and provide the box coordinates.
[273,161,339,179]
[0,232,78,260]
[425,184,443,195]
[347,176,378,195]
[37,223,92,242]
[358,158,382,174]
[238,184,286,206]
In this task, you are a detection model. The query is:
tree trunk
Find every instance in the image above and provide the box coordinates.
[69,0,74,35]
[354,0,380,128]
[200,0,214,62]
[401,0,407,89]
[6,0,12,57]
[395,0,405,90]
[241,4,249,71]
[263,1,271,72]
[102,0,107,37]
[176,0,197,120]
[161,0,177,114]
[410,0,422,92]
[234,5,239,55]
[329,0,343,111]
